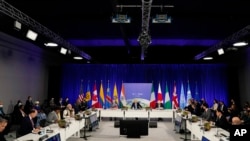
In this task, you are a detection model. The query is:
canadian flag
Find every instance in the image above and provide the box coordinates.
[91,82,99,108]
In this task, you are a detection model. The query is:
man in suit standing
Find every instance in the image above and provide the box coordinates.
[131,99,142,110]
[24,96,34,115]
[18,108,40,136]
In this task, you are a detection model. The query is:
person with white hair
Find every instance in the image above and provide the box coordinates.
[63,104,75,118]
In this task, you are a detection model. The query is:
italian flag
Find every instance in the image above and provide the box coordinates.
[150,84,156,108]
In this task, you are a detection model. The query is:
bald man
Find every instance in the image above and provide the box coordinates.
[232,116,243,125]
[0,117,8,141]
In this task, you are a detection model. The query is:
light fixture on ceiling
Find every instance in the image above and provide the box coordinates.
[60,47,67,55]
[14,21,22,30]
[26,30,38,41]
[73,56,83,60]
[152,14,171,23]
[203,57,213,60]
[44,42,58,47]
[217,48,224,55]
[112,14,131,23]
[233,41,248,47]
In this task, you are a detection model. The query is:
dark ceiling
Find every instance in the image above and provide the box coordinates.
[1,0,250,64]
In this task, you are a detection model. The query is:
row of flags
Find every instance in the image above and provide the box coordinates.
[78,80,199,109]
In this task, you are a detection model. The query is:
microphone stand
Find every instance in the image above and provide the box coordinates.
[81,114,91,140]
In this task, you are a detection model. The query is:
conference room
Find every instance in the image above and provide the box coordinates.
[1,0,250,141]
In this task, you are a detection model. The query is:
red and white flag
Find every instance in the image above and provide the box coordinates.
[91,82,99,108]
[157,82,163,103]
[172,82,179,109]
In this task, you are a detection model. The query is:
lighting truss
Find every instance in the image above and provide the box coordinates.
[0,0,91,60]
[194,25,250,60]
[138,0,153,60]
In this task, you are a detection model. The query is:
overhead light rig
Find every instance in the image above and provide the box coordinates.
[115,1,174,61]
[0,0,91,60]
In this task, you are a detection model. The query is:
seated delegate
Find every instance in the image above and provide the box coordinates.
[131,99,142,110]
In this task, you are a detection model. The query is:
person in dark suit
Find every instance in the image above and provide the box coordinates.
[218,101,228,116]
[24,96,34,114]
[79,98,88,111]
[215,109,230,130]
[0,117,8,141]
[18,108,40,136]
[131,99,142,110]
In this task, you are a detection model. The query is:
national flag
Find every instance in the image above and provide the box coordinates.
[195,81,199,101]
[180,82,186,109]
[85,81,91,107]
[105,80,112,108]
[150,84,156,108]
[91,81,99,108]
[99,80,105,108]
[164,81,171,109]
[119,82,127,107]
[85,81,91,101]
[186,80,192,106]
[78,80,84,101]
[172,82,179,109]
[113,82,119,105]
[157,82,163,103]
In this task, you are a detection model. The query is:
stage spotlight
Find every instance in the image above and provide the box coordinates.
[203,57,213,60]
[233,41,248,47]
[73,56,83,60]
[217,48,224,55]
[44,42,58,47]
[14,21,22,30]
[26,30,38,41]
[112,14,131,23]
[60,47,67,55]
[152,14,171,23]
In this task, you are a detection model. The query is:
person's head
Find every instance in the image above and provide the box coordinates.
[133,99,138,103]
[202,103,209,109]
[232,116,242,125]
[19,104,24,110]
[66,104,72,110]
[35,101,39,105]
[0,117,8,132]
[54,106,61,113]
[0,101,3,108]
[28,108,38,118]
[28,96,32,101]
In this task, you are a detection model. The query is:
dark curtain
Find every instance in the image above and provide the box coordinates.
[60,64,229,107]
